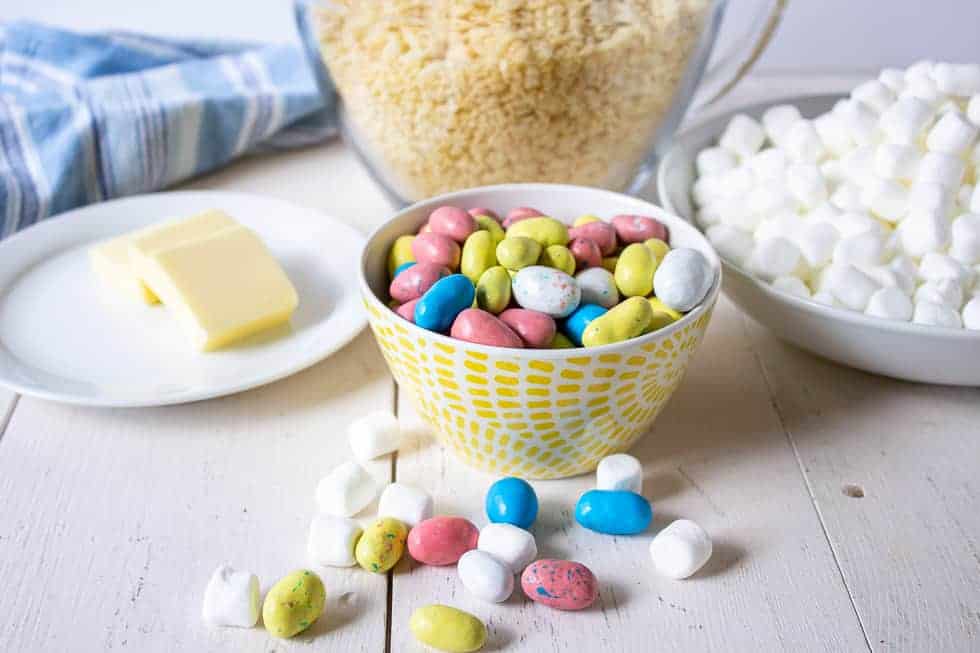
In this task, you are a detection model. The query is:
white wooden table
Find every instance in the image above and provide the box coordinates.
[1,75,979,653]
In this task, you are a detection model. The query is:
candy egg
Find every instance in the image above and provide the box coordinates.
[581,296,653,347]
[461,230,498,284]
[506,217,570,248]
[389,262,449,303]
[498,308,556,349]
[569,237,602,271]
[395,298,420,322]
[413,232,461,270]
[262,570,326,638]
[563,304,607,346]
[392,261,416,278]
[538,244,576,275]
[550,332,576,348]
[644,297,682,333]
[611,214,669,244]
[569,221,617,255]
[573,214,601,227]
[521,559,598,611]
[496,236,542,271]
[468,207,500,221]
[429,205,478,243]
[475,266,512,314]
[503,206,544,228]
[407,516,480,566]
[410,605,487,653]
[477,523,537,573]
[601,256,618,273]
[614,243,656,297]
[574,489,652,535]
[450,309,525,348]
[473,214,506,244]
[457,550,515,603]
[387,234,416,277]
[575,267,619,308]
[355,517,408,573]
[653,248,714,312]
[415,274,476,332]
[485,476,539,529]
[512,266,581,318]
[643,237,670,262]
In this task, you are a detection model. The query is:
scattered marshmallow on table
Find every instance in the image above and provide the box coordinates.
[202,564,260,628]
[378,482,433,527]
[477,523,537,574]
[308,514,363,567]
[596,453,643,494]
[457,549,515,603]
[648,520,713,580]
[316,461,378,517]
[348,410,401,461]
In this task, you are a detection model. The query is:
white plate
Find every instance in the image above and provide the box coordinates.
[0,191,367,406]
[658,95,980,386]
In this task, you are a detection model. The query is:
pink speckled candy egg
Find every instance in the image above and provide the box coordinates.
[429,206,478,243]
[512,266,581,318]
[468,207,500,222]
[611,214,669,244]
[412,232,461,270]
[450,309,525,348]
[568,222,618,255]
[569,238,602,271]
[407,516,480,566]
[498,308,556,349]
[521,559,598,611]
[502,206,544,228]
[395,298,420,322]
[390,263,449,303]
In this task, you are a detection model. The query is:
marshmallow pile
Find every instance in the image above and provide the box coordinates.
[694,61,980,330]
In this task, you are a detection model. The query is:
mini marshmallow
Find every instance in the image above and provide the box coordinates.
[723,197,762,232]
[968,95,980,127]
[811,290,839,307]
[865,287,913,321]
[926,110,978,156]
[835,99,879,145]
[840,146,877,187]
[202,564,260,628]
[746,148,789,182]
[889,255,920,295]
[862,178,909,223]
[970,186,980,214]
[913,299,963,328]
[880,96,933,145]
[879,68,906,93]
[308,514,363,567]
[649,519,712,580]
[692,175,726,207]
[348,411,401,461]
[771,276,811,299]
[814,112,854,155]
[719,114,765,158]
[822,264,881,311]
[860,265,905,294]
[746,237,802,282]
[903,71,944,106]
[919,252,970,284]
[917,151,965,189]
[909,182,954,216]
[963,297,980,330]
[782,120,826,162]
[762,104,803,145]
[831,211,882,239]
[720,166,756,198]
[852,79,896,113]
[457,549,514,603]
[596,453,643,493]
[316,461,379,517]
[958,185,975,212]
[915,278,964,310]
[755,213,805,243]
[899,211,950,257]
[795,220,840,268]
[833,231,885,267]
[874,143,920,181]
[785,164,828,209]
[820,159,845,185]
[377,482,433,527]
[696,203,723,228]
[905,60,936,84]
[932,63,980,97]
[477,523,537,574]
[746,184,794,216]
[706,224,754,266]
[695,147,738,178]
[830,183,864,212]
[950,213,980,264]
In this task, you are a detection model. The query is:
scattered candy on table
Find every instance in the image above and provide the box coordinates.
[410,604,488,653]
[485,476,539,529]
[202,564,260,628]
[408,516,480,566]
[595,453,643,494]
[356,517,408,573]
[384,205,715,347]
[307,514,363,567]
[521,559,599,611]
[378,481,434,527]
[574,488,653,535]
[649,519,714,580]
[477,522,538,574]
[348,410,401,461]
[456,549,515,603]
[315,460,378,517]
[261,570,326,638]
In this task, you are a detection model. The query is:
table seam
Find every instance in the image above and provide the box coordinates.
[385,380,399,653]
[0,394,20,448]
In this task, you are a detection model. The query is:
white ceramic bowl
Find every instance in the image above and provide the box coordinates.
[359,184,721,479]
[658,95,980,386]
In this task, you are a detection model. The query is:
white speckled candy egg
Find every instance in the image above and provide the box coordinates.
[512,266,581,318]
[575,267,620,308]
[653,249,714,312]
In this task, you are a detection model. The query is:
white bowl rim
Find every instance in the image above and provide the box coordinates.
[358,182,722,358]
[657,94,980,342]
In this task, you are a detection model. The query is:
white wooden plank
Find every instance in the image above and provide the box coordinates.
[390,298,868,652]
[0,389,16,442]
[0,332,393,652]
[744,316,980,652]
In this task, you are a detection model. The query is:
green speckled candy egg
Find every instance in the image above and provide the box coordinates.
[355,517,408,573]
[262,569,325,638]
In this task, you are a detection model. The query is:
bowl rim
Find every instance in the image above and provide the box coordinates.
[657,93,980,342]
[358,182,722,358]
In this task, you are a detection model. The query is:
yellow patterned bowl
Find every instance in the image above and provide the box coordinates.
[359,184,721,479]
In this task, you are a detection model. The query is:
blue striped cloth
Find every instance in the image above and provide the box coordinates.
[0,8,335,238]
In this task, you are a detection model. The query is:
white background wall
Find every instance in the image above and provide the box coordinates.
[4,0,980,72]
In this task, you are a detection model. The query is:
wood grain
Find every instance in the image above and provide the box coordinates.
[0,389,16,442]
[0,333,394,652]
[389,298,869,652]
[745,315,980,652]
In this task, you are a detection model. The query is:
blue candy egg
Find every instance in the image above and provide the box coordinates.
[562,304,607,346]
[574,489,651,535]
[392,261,416,278]
[414,274,475,333]
[486,477,538,529]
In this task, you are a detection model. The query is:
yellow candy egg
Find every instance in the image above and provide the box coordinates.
[614,243,656,297]
[496,236,542,271]
[461,230,498,284]
[505,217,569,248]
[573,214,602,227]
[387,235,416,278]
[644,296,682,333]
[539,244,576,275]
[355,518,408,574]
[601,256,618,273]
[476,266,512,314]
[550,332,576,348]
[582,296,654,347]
[262,570,326,639]
[473,214,505,244]
[410,605,487,653]
[643,237,670,264]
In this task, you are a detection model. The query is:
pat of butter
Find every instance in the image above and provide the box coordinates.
[90,210,237,304]
[131,225,299,351]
